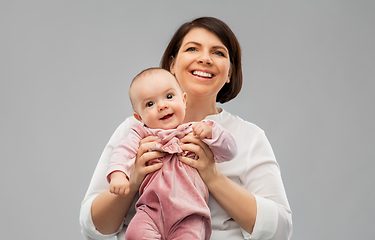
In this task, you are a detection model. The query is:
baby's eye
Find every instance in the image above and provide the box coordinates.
[146,101,154,107]
[166,94,174,99]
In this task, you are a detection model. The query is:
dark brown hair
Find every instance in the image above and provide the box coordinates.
[160,17,242,103]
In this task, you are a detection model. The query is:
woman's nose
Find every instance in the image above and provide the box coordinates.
[197,52,213,65]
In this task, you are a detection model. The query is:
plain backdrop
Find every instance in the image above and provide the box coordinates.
[1,1,374,239]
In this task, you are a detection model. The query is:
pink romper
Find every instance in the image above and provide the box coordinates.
[107,120,237,240]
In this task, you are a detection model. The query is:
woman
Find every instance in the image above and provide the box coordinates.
[80,17,292,240]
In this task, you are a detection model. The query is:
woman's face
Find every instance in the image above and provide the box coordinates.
[170,28,231,101]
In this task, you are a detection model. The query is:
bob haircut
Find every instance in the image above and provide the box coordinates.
[160,16,242,104]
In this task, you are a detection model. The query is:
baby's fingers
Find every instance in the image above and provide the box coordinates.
[193,127,203,137]
[192,123,201,133]
[109,185,116,195]
[110,185,122,196]
[118,187,129,196]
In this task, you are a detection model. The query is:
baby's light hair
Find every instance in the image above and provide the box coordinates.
[129,67,182,110]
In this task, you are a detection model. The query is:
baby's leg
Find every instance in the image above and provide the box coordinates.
[125,210,161,240]
[168,215,210,240]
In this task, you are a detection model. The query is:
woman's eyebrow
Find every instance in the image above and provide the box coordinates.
[183,41,201,46]
[184,41,228,52]
[212,46,228,52]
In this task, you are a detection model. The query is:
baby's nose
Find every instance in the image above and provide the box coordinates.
[159,103,168,111]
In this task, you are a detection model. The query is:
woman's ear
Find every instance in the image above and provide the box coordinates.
[226,64,232,83]
[170,56,176,75]
[133,112,142,122]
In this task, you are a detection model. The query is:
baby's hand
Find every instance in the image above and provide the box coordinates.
[192,122,212,139]
[109,171,131,196]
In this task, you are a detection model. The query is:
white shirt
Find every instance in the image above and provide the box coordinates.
[80,109,292,240]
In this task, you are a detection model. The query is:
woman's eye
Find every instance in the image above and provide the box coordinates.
[186,47,197,52]
[146,102,154,107]
[214,51,225,57]
[167,94,173,99]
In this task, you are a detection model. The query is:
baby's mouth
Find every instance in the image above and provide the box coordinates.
[160,113,173,120]
[192,70,213,79]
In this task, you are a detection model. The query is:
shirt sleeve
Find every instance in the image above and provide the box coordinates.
[241,128,292,240]
[107,124,145,183]
[202,120,238,163]
[79,117,136,239]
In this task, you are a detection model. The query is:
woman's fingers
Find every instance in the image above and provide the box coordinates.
[178,155,198,168]
[128,136,164,189]
[140,135,159,144]
[137,137,159,157]
[138,151,165,172]
[180,142,205,157]
[181,134,213,159]
[178,133,218,185]
[144,161,163,174]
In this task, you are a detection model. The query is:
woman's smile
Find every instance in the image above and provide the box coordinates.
[191,70,214,79]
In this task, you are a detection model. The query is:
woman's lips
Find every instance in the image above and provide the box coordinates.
[191,70,214,79]
[192,70,213,78]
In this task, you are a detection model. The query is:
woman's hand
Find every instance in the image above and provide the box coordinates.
[179,133,257,233]
[178,133,219,185]
[92,135,164,235]
[128,136,165,192]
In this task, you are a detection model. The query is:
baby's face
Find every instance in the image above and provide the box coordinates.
[132,71,187,129]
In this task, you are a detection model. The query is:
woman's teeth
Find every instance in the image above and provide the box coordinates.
[193,71,212,78]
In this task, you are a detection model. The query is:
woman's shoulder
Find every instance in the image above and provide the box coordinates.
[109,116,139,142]
[117,116,139,129]
[209,109,265,135]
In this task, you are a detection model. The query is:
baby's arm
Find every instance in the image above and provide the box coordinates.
[107,123,146,196]
[192,121,212,139]
[200,120,238,163]
[109,171,131,196]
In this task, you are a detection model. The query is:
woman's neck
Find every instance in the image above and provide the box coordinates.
[184,97,219,123]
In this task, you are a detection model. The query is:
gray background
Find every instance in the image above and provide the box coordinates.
[1,1,374,239]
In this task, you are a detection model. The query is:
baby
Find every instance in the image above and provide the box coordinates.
[107,68,237,239]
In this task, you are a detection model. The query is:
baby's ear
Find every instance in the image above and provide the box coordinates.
[133,112,142,122]
[183,93,187,107]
